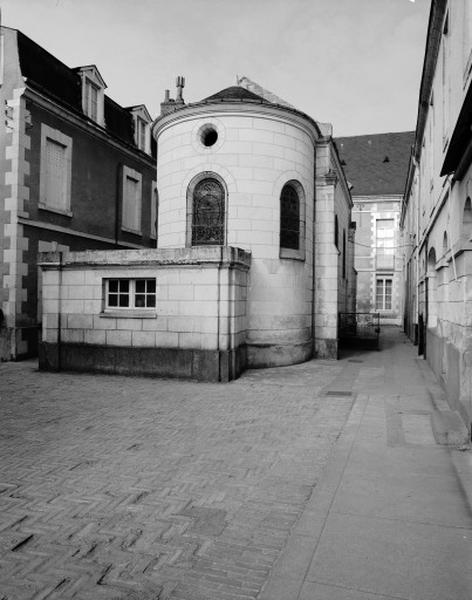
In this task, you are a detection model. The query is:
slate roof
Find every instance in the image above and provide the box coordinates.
[202,86,269,103]
[12,28,154,157]
[335,132,414,196]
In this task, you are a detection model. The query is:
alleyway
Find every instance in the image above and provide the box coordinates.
[0,327,471,599]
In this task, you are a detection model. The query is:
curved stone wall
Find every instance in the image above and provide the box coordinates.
[154,103,318,367]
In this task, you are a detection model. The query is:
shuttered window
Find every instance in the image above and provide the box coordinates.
[122,167,142,233]
[45,138,67,210]
[39,125,72,214]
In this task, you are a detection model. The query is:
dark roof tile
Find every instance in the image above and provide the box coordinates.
[14,28,153,156]
[335,132,414,196]
[202,86,269,103]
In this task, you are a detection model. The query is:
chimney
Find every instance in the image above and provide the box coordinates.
[160,77,186,116]
[160,88,175,116]
[175,75,185,104]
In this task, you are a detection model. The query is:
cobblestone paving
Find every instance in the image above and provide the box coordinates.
[0,359,353,600]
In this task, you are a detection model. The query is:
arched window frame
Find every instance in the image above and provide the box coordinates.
[442,231,448,255]
[279,180,306,260]
[462,197,472,242]
[427,246,438,327]
[186,172,227,247]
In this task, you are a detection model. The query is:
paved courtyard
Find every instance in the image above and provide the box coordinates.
[0,356,353,599]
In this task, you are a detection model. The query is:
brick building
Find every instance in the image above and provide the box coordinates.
[0,26,156,360]
[337,132,414,325]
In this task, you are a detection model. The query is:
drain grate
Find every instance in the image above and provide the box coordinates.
[325,390,352,397]
[348,359,364,363]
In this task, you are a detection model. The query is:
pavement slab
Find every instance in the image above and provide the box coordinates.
[2,328,472,599]
[259,328,472,600]
[0,357,352,599]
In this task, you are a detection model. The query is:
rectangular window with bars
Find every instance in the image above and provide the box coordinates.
[376,277,393,310]
[105,278,156,310]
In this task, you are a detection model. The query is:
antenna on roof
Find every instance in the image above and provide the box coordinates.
[176,76,185,102]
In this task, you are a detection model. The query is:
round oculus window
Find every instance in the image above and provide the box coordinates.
[200,125,218,147]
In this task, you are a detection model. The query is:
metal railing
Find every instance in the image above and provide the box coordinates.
[338,312,380,350]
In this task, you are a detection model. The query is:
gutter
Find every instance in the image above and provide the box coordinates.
[413,0,447,161]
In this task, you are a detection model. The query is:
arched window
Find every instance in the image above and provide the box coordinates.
[442,231,448,254]
[334,215,339,249]
[427,247,436,274]
[280,183,300,250]
[462,197,472,240]
[427,247,437,327]
[191,177,225,245]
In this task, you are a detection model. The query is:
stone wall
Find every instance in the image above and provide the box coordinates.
[155,105,317,367]
[38,247,251,381]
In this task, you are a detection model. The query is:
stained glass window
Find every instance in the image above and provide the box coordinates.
[192,178,225,245]
[280,183,300,250]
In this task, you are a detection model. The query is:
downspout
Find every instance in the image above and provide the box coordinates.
[57,251,63,371]
[216,246,223,381]
[115,163,122,247]
[424,238,428,359]
[227,254,233,380]
[311,156,317,359]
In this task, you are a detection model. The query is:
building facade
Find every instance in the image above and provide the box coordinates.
[39,81,356,381]
[402,0,472,432]
[337,132,414,325]
[0,26,156,360]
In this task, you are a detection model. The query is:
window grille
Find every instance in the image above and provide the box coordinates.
[192,178,225,245]
[280,183,300,250]
[106,279,156,309]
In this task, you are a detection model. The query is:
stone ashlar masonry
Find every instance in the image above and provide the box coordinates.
[38,246,251,382]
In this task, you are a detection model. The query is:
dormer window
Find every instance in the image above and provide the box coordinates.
[129,105,152,154]
[85,80,99,121]
[136,117,146,149]
[76,65,106,126]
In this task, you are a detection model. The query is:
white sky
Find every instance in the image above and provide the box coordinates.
[1,0,430,137]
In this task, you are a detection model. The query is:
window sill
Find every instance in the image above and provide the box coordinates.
[121,226,142,235]
[38,203,72,217]
[100,310,157,319]
[280,247,305,261]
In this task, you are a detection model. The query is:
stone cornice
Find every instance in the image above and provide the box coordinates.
[152,101,320,146]
[38,246,252,270]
